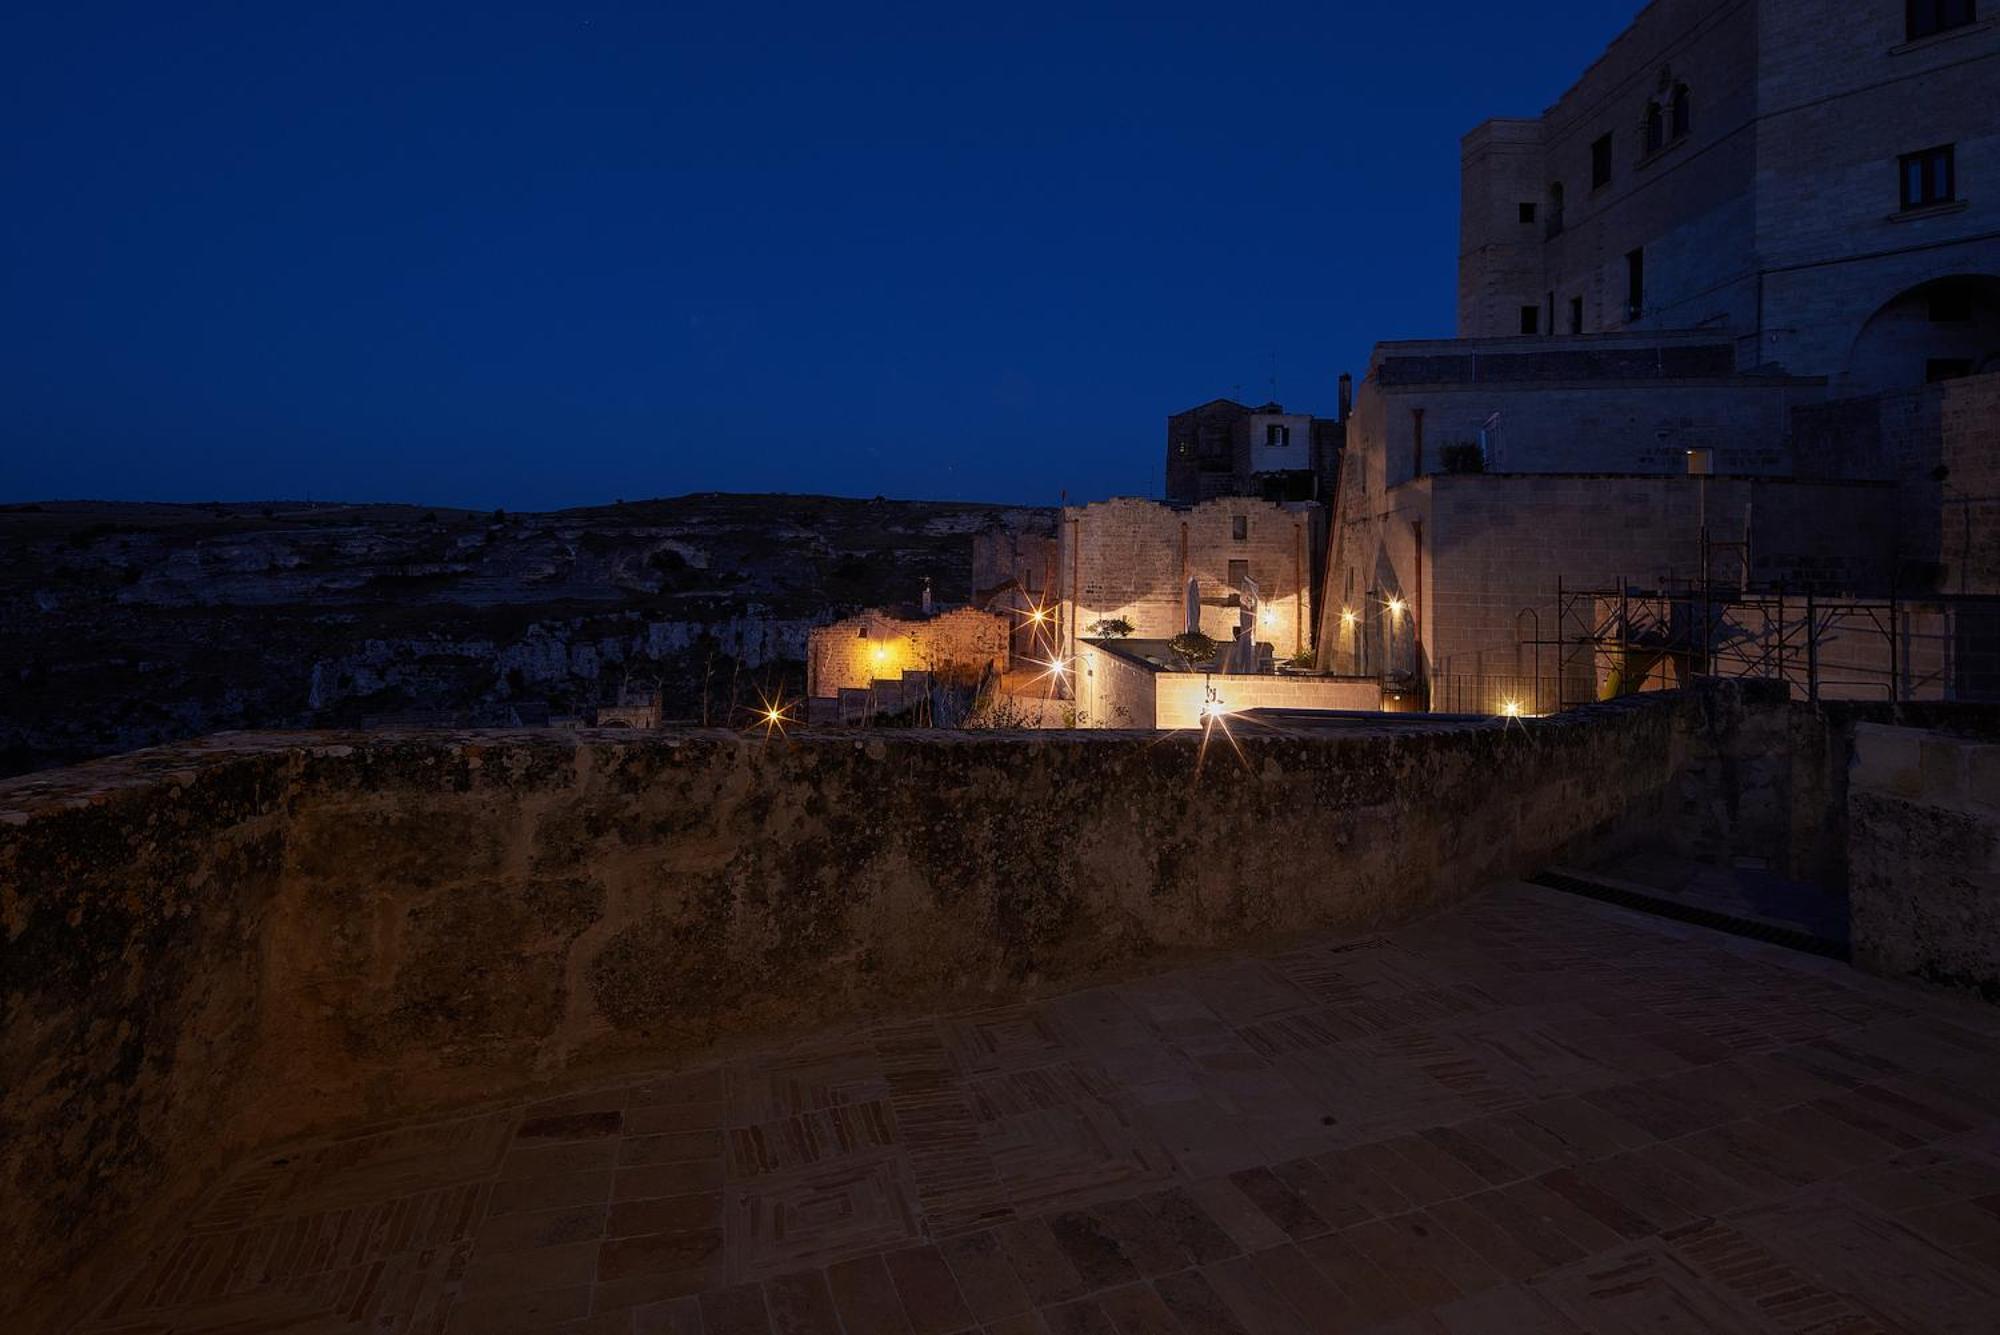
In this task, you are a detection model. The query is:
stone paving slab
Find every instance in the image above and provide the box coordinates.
[72,883,2000,1334]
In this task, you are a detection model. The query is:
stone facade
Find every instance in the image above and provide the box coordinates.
[1793,370,2000,594]
[1059,498,1317,662]
[1459,0,2000,394]
[805,607,1012,698]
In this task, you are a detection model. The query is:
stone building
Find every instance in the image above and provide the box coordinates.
[1165,396,1345,504]
[804,606,1012,705]
[1317,338,1903,695]
[1458,0,1999,393]
[1058,497,1318,663]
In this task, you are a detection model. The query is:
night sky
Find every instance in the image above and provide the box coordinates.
[3,3,1635,511]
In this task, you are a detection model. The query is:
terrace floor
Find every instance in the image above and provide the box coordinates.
[80,883,2000,1335]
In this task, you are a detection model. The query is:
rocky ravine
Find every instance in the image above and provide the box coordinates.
[0,494,1055,776]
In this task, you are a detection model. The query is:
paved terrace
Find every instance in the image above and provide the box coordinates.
[79,884,2000,1335]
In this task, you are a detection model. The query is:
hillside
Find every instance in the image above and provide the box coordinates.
[0,494,1055,774]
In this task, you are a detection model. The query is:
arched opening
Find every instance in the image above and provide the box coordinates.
[1671,83,1690,140]
[1644,101,1664,154]
[1844,275,2000,393]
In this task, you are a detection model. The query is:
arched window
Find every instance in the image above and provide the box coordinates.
[1547,181,1565,237]
[1671,84,1691,140]
[1644,101,1665,154]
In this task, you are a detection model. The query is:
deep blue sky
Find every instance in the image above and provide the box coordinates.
[3,2,1635,510]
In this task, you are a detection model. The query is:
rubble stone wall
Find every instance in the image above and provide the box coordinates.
[4,693,1725,1326]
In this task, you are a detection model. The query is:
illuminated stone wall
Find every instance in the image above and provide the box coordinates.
[805,607,1012,697]
[1059,498,1316,660]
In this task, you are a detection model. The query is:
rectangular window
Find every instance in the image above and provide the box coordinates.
[1264,423,1289,447]
[1908,0,1977,41]
[1900,144,1956,209]
[1569,295,1584,334]
[1230,515,1247,540]
[1592,133,1614,188]
[1625,248,1645,321]
[1518,201,1536,223]
[1519,305,1540,335]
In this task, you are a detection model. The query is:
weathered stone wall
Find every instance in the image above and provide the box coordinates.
[804,607,1012,697]
[5,695,1715,1328]
[1060,498,1317,658]
[1848,721,2000,999]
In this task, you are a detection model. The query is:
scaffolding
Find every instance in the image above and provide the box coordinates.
[1433,578,2000,715]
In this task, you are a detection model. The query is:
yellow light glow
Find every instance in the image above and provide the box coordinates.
[1029,607,1048,624]
[1259,607,1275,627]
[1500,698,1523,718]
[871,643,888,662]
[1387,597,1406,617]
[1340,607,1358,625]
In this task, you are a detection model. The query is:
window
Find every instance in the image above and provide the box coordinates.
[1546,182,1565,237]
[1625,247,1645,320]
[1231,515,1247,540]
[1928,358,1975,382]
[1569,295,1584,334]
[1518,201,1537,224]
[1265,423,1290,447]
[1900,144,1957,209]
[1519,305,1540,335]
[1592,133,1614,188]
[1908,0,1977,41]
[1644,102,1665,155]
[1671,84,1691,140]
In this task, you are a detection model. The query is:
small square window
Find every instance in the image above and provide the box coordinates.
[1592,133,1614,188]
[1900,144,1956,210]
[1231,516,1248,541]
[1518,201,1536,223]
[1519,305,1540,335]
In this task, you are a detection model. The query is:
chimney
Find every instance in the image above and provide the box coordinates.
[1337,373,1353,421]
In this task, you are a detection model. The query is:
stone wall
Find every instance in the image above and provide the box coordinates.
[4,694,1725,1328]
[1321,471,1900,686]
[1848,722,2000,998]
[1153,674,1383,730]
[804,607,1012,697]
[1060,498,1316,659]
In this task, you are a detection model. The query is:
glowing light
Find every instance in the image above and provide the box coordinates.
[1500,698,1524,718]
[1259,607,1275,627]
[1340,607,1358,625]
[871,643,888,662]
[748,689,794,740]
[1386,597,1406,617]
[1029,606,1048,625]
[1030,655,1067,682]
